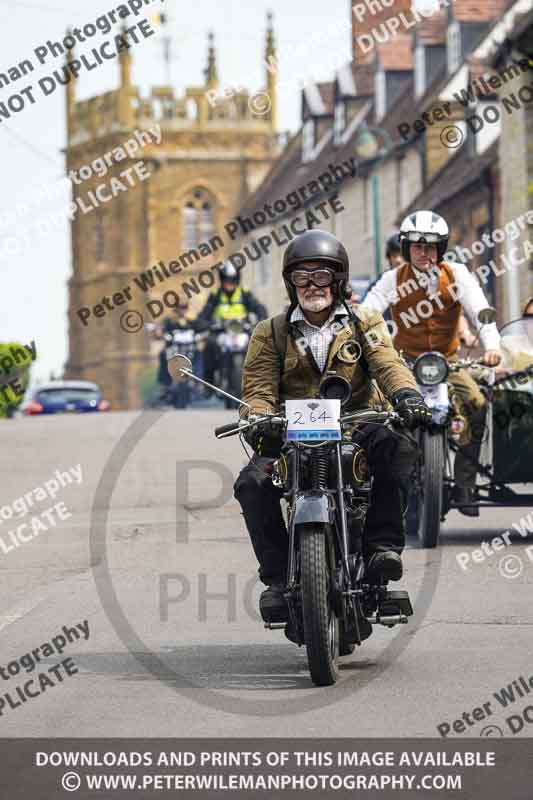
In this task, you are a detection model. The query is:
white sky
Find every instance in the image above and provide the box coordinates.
[0,0,351,382]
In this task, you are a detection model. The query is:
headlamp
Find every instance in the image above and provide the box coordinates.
[413,352,448,386]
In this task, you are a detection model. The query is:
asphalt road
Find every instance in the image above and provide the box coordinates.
[1,409,532,738]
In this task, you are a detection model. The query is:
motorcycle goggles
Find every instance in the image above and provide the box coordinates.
[404,231,441,244]
[288,268,335,288]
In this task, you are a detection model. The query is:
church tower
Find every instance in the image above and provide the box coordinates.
[65,15,279,409]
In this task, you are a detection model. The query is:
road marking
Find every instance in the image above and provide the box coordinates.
[0,596,43,633]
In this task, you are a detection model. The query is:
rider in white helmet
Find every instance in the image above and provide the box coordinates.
[362,210,502,516]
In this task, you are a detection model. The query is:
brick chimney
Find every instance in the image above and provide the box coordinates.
[351,0,412,65]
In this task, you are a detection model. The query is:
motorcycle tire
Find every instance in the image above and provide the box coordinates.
[300,524,340,686]
[418,430,445,548]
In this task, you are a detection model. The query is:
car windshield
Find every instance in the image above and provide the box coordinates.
[37,388,100,403]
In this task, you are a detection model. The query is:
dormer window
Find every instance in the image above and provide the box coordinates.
[447,21,461,74]
[415,44,426,98]
[375,70,386,120]
[333,101,346,145]
[302,119,315,162]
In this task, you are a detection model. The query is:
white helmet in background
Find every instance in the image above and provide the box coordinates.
[399,210,449,263]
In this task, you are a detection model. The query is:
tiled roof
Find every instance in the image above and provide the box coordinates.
[376,35,413,71]
[400,140,498,218]
[238,97,372,219]
[452,0,511,22]
[416,10,448,45]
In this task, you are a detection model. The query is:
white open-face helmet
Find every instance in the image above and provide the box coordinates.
[399,210,449,263]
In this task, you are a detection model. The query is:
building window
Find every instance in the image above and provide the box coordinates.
[94,212,105,262]
[375,70,386,120]
[447,21,461,74]
[415,44,426,98]
[199,202,214,240]
[302,119,315,162]
[183,203,198,248]
[333,102,346,145]
[182,188,215,248]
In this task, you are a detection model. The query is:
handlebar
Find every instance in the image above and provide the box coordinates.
[214,408,400,439]
[214,422,242,438]
[449,358,486,371]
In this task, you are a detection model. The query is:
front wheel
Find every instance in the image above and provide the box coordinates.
[300,525,339,686]
[418,430,445,548]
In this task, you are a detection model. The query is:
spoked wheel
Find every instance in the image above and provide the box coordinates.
[418,430,445,548]
[300,524,339,686]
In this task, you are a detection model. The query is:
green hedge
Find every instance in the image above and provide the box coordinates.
[0,342,33,419]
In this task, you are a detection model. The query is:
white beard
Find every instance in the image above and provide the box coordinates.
[299,293,331,313]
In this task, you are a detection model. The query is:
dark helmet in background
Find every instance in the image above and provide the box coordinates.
[218,262,240,286]
[385,231,401,258]
[399,210,449,263]
[282,229,350,306]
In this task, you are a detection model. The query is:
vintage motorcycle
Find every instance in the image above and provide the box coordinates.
[407,309,533,547]
[405,351,490,546]
[167,353,413,687]
[147,324,207,409]
[211,319,252,409]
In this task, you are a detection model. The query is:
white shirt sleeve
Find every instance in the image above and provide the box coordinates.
[449,262,500,350]
[361,270,397,315]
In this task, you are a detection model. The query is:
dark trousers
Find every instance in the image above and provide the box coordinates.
[234,425,417,585]
[203,334,218,385]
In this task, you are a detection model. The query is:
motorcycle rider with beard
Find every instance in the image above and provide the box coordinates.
[233,229,432,627]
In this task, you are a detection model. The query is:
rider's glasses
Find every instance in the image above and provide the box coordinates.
[405,231,440,243]
[289,269,334,288]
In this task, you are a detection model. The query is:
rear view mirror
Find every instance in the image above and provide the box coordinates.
[478,307,497,325]
[167,354,192,382]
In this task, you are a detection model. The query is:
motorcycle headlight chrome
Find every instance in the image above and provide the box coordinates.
[413,352,448,386]
[228,320,242,334]
[318,374,352,407]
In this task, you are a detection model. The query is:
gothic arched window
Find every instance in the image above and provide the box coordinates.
[182,188,215,249]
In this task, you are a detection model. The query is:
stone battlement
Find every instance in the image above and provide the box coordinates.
[70,82,274,145]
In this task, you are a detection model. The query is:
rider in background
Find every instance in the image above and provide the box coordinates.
[197,263,267,385]
[155,300,199,396]
[362,210,502,516]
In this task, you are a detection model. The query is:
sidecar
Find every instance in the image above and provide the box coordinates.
[490,318,533,489]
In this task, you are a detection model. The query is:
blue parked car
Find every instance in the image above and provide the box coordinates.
[23,380,110,415]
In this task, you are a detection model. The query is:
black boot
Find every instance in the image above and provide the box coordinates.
[453,486,479,517]
[259,582,288,623]
[365,551,403,583]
